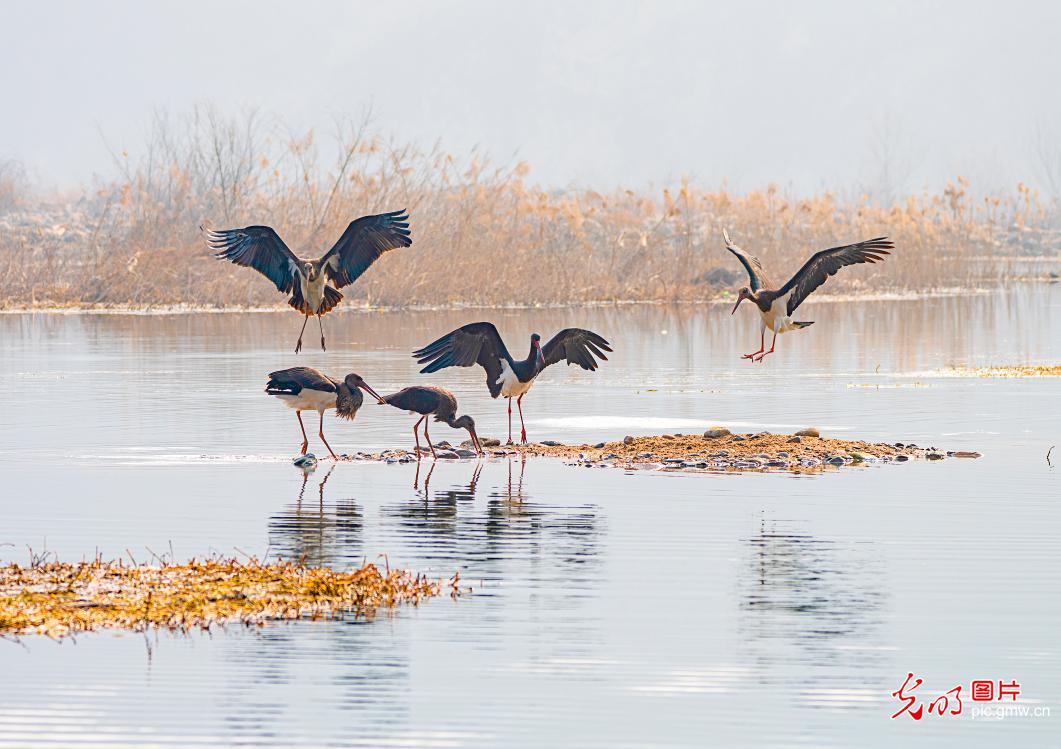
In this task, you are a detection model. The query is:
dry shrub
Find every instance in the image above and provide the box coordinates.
[1,110,1056,309]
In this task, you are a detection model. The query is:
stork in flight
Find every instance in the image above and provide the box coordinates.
[724,229,892,362]
[413,323,612,445]
[205,210,411,352]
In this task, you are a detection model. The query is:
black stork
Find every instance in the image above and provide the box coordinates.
[413,323,612,445]
[265,367,385,459]
[380,385,484,458]
[724,229,892,362]
[205,210,411,353]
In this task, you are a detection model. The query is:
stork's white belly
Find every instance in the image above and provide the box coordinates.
[496,360,534,398]
[300,274,326,311]
[760,299,800,334]
[273,388,336,413]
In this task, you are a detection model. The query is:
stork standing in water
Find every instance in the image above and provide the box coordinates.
[266,367,385,459]
[724,229,892,362]
[413,323,612,444]
[205,210,411,353]
[380,386,484,458]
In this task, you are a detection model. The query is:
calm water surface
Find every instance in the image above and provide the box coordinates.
[0,285,1058,747]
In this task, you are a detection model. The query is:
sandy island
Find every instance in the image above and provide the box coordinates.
[341,428,981,474]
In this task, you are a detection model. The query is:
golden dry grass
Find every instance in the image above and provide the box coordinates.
[0,556,456,639]
[1,112,1056,309]
[941,364,1061,377]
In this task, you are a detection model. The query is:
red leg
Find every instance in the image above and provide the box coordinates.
[317,314,326,351]
[423,418,437,459]
[296,412,309,454]
[412,415,425,456]
[295,314,309,354]
[506,397,513,445]
[517,394,527,444]
[754,330,778,362]
[318,412,338,459]
[742,330,765,360]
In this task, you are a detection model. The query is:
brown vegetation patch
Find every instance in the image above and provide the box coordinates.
[942,365,1061,378]
[349,430,979,473]
[505,431,976,472]
[0,557,457,639]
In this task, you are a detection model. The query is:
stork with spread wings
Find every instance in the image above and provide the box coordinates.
[204,210,411,352]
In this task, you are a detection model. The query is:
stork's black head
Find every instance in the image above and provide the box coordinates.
[731,286,753,315]
[531,333,545,366]
[452,415,483,456]
[344,373,385,403]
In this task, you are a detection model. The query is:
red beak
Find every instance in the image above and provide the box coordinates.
[470,429,484,456]
[359,382,386,404]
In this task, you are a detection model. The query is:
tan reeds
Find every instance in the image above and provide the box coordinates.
[0,110,1056,309]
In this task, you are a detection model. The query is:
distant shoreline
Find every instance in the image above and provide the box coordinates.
[0,286,1009,316]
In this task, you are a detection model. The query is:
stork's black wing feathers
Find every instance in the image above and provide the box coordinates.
[723,228,774,292]
[321,209,412,288]
[779,237,893,315]
[206,225,301,294]
[541,329,612,371]
[265,366,338,394]
[413,322,511,398]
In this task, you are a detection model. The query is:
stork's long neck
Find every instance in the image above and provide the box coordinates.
[523,342,543,376]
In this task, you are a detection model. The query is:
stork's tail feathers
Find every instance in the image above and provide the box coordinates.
[317,286,343,315]
[793,321,814,329]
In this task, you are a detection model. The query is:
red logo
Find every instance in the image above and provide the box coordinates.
[891,674,1022,720]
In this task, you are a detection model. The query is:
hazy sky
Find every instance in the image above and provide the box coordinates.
[4,0,1060,195]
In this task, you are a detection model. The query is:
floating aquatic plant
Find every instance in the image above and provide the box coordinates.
[0,556,458,639]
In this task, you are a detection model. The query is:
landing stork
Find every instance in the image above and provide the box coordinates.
[725,229,892,361]
[205,210,411,352]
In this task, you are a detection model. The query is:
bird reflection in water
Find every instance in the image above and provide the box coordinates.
[268,465,363,568]
[739,514,887,703]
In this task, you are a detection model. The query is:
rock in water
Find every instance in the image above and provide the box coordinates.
[703,427,731,439]
[481,438,501,447]
[795,427,820,438]
[623,435,635,445]
[541,440,562,447]
[293,454,318,471]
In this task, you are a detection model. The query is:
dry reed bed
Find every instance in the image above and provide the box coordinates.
[1,112,1057,309]
[940,365,1061,377]
[0,556,456,639]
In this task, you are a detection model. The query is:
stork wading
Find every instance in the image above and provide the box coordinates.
[265,367,385,459]
[380,386,484,458]
[413,323,612,445]
[205,210,411,352]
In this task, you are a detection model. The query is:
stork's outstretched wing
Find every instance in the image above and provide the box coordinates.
[541,329,612,371]
[413,322,511,398]
[206,225,302,294]
[778,237,893,315]
[723,228,774,292]
[321,210,412,288]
